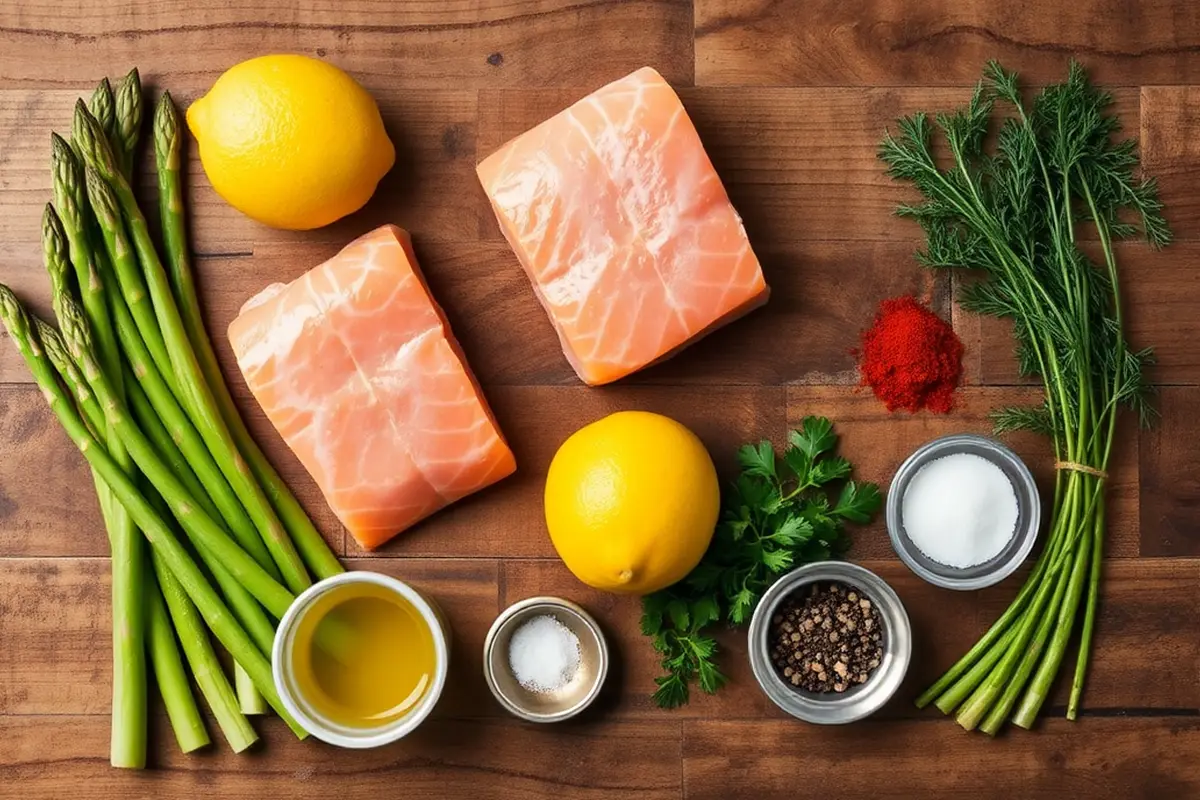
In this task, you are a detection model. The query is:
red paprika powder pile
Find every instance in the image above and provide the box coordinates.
[858,296,963,413]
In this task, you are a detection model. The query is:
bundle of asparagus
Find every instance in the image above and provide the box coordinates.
[0,71,344,767]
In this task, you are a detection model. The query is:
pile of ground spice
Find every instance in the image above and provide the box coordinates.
[769,582,884,693]
[858,295,963,413]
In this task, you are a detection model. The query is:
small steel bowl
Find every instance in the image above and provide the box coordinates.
[749,562,911,724]
[886,433,1041,591]
[484,596,608,723]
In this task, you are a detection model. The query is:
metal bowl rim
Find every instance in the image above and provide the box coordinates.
[885,433,1042,590]
[748,561,912,724]
[483,596,609,723]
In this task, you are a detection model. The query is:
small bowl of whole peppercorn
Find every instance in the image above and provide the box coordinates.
[748,562,912,724]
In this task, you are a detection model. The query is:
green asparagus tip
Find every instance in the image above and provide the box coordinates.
[56,291,93,363]
[83,164,120,228]
[115,68,143,151]
[49,133,82,207]
[35,319,69,371]
[50,131,75,165]
[72,101,119,181]
[41,204,72,293]
[0,285,33,353]
[42,202,64,245]
[154,92,180,164]
[90,77,116,139]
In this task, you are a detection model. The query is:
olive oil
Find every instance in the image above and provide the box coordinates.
[292,582,436,727]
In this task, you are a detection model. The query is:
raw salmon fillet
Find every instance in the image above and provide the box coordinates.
[477,66,769,386]
[228,225,516,551]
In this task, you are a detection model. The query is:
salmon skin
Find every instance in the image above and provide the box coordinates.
[228,225,516,551]
[477,66,769,386]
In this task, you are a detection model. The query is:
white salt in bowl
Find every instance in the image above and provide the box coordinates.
[483,596,608,723]
[886,434,1042,590]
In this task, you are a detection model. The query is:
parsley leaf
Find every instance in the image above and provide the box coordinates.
[791,416,836,461]
[641,417,883,708]
[736,440,777,480]
[833,481,884,523]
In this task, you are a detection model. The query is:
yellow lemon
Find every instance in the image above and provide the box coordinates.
[187,54,395,230]
[545,411,719,595]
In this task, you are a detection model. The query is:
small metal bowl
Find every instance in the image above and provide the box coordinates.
[484,596,608,723]
[886,433,1041,590]
[749,562,911,724]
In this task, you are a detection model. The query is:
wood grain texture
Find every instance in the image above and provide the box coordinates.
[0,715,684,798]
[695,0,1200,87]
[1140,387,1200,557]
[0,1,695,91]
[0,0,1197,796]
[683,717,1200,800]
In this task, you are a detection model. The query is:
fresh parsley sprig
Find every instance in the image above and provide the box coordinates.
[641,416,882,709]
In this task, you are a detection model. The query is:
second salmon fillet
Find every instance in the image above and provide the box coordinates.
[228,225,516,551]
[477,66,769,386]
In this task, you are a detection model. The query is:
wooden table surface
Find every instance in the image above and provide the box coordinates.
[3,1,1200,798]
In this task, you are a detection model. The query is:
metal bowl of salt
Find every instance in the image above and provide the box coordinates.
[483,596,608,723]
[886,433,1042,591]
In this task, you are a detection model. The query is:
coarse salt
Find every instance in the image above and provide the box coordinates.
[508,614,582,693]
[901,452,1019,568]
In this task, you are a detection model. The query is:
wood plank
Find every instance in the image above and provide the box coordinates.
[353,385,786,557]
[0,558,109,714]
[0,385,110,556]
[0,1,695,90]
[1140,387,1200,556]
[682,717,1200,800]
[0,557,501,717]
[695,0,1200,87]
[0,714,683,799]
[786,386,1141,559]
[476,87,1138,246]
[501,558,1200,719]
[1142,86,1200,242]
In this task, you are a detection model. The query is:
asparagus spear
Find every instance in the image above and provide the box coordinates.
[145,570,211,753]
[152,549,260,751]
[75,103,313,594]
[0,285,304,737]
[41,197,145,769]
[89,78,117,144]
[113,69,142,180]
[154,94,344,581]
